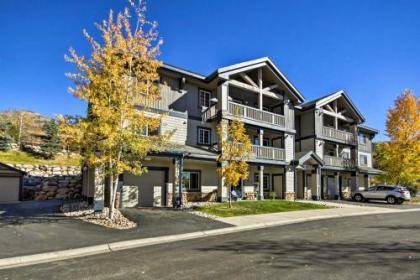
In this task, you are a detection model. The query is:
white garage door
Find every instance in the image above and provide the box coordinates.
[0,177,20,203]
[138,170,165,207]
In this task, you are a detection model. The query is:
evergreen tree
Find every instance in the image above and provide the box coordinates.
[0,121,14,151]
[41,119,61,159]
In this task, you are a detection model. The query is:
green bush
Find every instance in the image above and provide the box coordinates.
[405,186,417,197]
[0,135,13,151]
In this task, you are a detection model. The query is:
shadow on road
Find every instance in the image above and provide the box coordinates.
[0,200,72,227]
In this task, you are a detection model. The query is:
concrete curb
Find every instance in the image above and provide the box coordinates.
[0,208,419,270]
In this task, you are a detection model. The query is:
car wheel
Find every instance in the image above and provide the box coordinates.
[386,196,397,204]
[354,194,364,202]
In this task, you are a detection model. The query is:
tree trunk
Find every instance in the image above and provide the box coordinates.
[109,176,119,220]
[228,185,232,208]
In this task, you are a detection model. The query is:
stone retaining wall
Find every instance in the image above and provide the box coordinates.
[12,164,82,201]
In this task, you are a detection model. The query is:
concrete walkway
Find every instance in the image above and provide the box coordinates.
[214,200,417,226]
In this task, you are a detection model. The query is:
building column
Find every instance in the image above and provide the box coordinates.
[316,166,321,200]
[335,172,341,199]
[173,157,183,207]
[351,171,358,193]
[93,167,105,212]
[217,119,229,202]
[217,81,229,114]
[284,166,295,201]
[258,129,264,146]
[258,165,264,200]
[364,174,370,189]
[258,68,263,110]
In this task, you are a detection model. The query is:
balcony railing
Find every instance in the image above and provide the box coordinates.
[323,155,354,168]
[322,126,355,144]
[228,102,285,129]
[252,145,285,161]
[202,105,218,122]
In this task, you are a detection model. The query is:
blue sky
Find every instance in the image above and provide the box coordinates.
[1,0,419,140]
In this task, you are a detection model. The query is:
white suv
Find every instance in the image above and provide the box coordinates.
[353,185,411,204]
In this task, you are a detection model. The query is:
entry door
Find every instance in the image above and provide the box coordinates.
[138,170,165,207]
[273,175,283,199]
[327,177,337,199]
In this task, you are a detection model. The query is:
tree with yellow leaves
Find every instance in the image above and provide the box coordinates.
[376,90,420,189]
[217,118,252,208]
[61,0,169,219]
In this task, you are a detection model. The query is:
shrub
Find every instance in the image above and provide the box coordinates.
[405,186,417,198]
[0,135,13,151]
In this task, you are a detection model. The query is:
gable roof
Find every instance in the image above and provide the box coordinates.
[293,151,324,166]
[161,57,305,103]
[299,90,365,123]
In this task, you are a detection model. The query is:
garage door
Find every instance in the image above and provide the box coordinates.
[0,177,20,203]
[138,170,165,207]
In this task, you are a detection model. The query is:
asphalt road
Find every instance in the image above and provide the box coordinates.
[1,212,419,280]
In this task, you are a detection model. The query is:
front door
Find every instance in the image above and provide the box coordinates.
[273,174,283,199]
[327,176,337,199]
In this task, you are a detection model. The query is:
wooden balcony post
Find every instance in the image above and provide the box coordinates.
[258,165,264,200]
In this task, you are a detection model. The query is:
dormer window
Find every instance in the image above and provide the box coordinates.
[199,89,211,108]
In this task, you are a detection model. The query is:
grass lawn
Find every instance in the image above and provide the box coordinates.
[0,151,81,166]
[409,196,420,204]
[196,200,331,218]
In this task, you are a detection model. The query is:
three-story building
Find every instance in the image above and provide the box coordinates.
[82,57,383,207]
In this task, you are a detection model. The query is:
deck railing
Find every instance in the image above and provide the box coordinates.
[323,155,354,168]
[228,102,285,128]
[201,105,218,122]
[251,145,285,161]
[322,126,355,144]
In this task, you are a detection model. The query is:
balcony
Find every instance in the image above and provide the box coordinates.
[323,155,354,168]
[228,102,285,129]
[322,126,355,144]
[202,105,218,122]
[251,145,285,161]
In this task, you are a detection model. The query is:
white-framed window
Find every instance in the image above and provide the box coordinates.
[182,170,200,191]
[199,90,211,108]
[197,127,211,145]
[254,173,271,191]
[358,134,367,144]
[359,154,368,166]
[141,125,160,136]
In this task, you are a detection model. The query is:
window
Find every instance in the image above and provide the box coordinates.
[141,125,160,136]
[197,127,211,145]
[254,173,271,191]
[359,154,368,166]
[358,134,367,144]
[182,170,200,191]
[199,90,211,108]
[253,137,270,146]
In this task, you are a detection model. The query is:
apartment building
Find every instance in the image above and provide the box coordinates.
[82,57,383,208]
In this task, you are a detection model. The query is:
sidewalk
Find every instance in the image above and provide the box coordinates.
[214,200,399,226]
[1,201,419,270]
